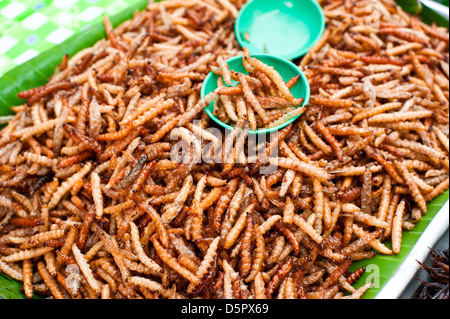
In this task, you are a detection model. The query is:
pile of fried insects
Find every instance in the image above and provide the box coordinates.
[0,0,448,299]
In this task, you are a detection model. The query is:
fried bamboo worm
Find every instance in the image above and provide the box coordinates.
[213,178,239,234]
[392,200,406,254]
[217,55,232,85]
[265,258,293,299]
[293,215,323,244]
[13,118,66,141]
[239,213,253,277]
[161,175,193,221]
[394,161,427,214]
[316,120,344,160]
[309,96,357,108]
[0,0,447,301]
[128,276,183,299]
[140,203,170,249]
[187,236,220,292]
[1,246,54,262]
[223,203,255,250]
[245,223,265,282]
[47,162,92,209]
[37,260,65,299]
[177,89,221,127]
[103,15,125,52]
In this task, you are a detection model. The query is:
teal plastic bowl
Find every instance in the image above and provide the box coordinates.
[201,54,310,135]
[235,0,326,60]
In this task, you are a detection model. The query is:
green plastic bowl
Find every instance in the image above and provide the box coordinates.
[235,0,326,60]
[201,54,310,135]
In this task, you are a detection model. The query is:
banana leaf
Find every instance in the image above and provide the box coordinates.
[0,0,449,299]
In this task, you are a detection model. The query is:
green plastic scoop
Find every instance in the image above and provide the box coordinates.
[201,54,310,135]
[235,0,326,60]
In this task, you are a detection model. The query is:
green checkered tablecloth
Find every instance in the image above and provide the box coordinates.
[0,0,145,77]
